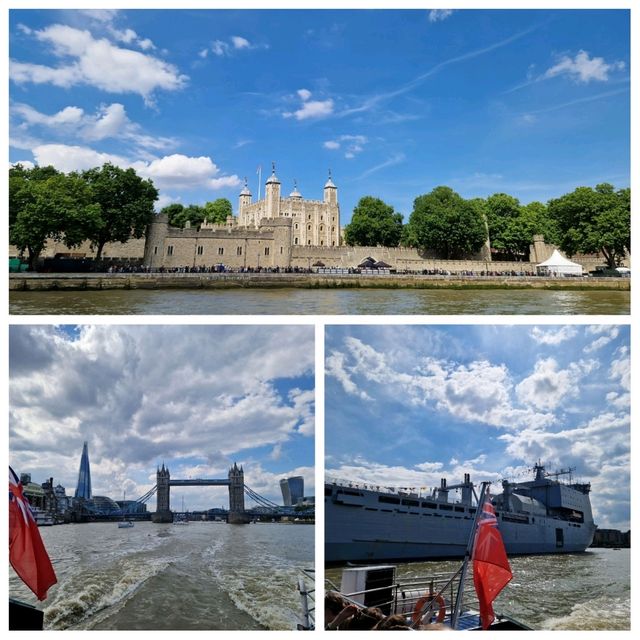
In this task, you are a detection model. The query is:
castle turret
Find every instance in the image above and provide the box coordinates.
[289,179,302,200]
[323,169,338,205]
[239,177,252,212]
[265,162,281,219]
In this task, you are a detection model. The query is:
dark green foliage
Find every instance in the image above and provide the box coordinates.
[204,198,233,224]
[406,186,488,259]
[548,183,630,268]
[10,168,101,270]
[343,196,403,247]
[82,163,158,259]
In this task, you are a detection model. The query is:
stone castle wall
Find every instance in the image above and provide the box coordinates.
[11,223,621,272]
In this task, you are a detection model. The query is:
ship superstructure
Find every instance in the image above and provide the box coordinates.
[325,463,595,563]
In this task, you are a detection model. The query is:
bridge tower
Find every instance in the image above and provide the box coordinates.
[228,463,249,524]
[152,463,173,523]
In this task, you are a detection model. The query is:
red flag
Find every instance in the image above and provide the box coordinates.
[472,491,512,629]
[9,466,57,600]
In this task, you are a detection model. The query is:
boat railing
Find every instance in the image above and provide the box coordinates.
[297,568,315,630]
[325,567,484,630]
[326,477,432,498]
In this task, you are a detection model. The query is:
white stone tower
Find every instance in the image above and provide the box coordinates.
[323,169,338,206]
[265,162,281,219]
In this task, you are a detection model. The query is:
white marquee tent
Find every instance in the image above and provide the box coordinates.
[536,249,583,276]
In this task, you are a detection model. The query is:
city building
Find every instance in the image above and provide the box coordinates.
[20,473,45,510]
[74,441,92,500]
[280,476,304,506]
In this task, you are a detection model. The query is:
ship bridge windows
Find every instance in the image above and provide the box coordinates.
[422,502,437,509]
[454,506,465,513]
[401,498,419,507]
[439,504,453,511]
[379,496,400,505]
[337,489,362,497]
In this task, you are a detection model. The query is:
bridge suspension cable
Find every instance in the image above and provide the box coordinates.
[244,485,280,510]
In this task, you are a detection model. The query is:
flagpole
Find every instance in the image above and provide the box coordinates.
[257,165,262,201]
[451,481,488,629]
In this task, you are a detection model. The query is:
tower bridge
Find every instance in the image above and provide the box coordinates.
[152,463,248,524]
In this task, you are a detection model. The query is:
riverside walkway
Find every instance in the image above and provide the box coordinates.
[9,272,630,292]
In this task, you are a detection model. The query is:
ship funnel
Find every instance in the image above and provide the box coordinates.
[437,478,449,502]
[461,474,472,506]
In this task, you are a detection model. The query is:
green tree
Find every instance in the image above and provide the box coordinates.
[10,170,100,270]
[519,201,560,247]
[406,186,487,259]
[343,196,403,247]
[484,193,521,257]
[204,198,233,224]
[548,183,630,268]
[161,203,185,227]
[82,163,158,259]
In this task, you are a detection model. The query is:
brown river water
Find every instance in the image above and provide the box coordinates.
[9,287,630,315]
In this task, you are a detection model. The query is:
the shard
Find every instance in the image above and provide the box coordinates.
[74,441,92,499]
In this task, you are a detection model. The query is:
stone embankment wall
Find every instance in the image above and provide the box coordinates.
[9,272,631,292]
[290,245,606,273]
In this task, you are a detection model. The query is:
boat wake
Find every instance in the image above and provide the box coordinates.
[202,543,302,630]
[43,556,175,629]
[542,594,630,630]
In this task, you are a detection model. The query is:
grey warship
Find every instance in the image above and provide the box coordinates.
[326,463,596,564]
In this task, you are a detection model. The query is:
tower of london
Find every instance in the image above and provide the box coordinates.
[231,164,341,248]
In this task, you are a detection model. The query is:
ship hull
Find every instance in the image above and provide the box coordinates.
[326,484,595,564]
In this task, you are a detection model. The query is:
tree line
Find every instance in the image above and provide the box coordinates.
[10,163,158,270]
[9,163,234,271]
[344,184,630,268]
[10,164,630,270]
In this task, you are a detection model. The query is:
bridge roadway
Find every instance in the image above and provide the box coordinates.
[169,478,230,486]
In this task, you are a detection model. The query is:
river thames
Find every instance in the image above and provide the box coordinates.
[9,287,630,315]
[326,548,630,630]
[9,521,314,630]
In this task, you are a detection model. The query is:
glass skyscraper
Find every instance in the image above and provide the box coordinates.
[280,476,304,506]
[74,441,92,499]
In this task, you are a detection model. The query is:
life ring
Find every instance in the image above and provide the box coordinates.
[412,593,446,624]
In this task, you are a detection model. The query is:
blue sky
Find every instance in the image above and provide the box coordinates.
[9,8,629,224]
[325,324,630,530]
[9,325,315,510]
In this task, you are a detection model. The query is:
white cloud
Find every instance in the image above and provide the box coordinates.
[206,35,266,57]
[211,40,229,56]
[327,338,555,431]
[283,90,334,121]
[584,326,620,353]
[10,23,187,103]
[428,10,454,23]
[30,143,241,191]
[530,326,578,345]
[10,160,35,170]
[325,349,371,401]
[515,357,598,411]
[12,102,176,154]
[132,154,241,190]
[323,134,368,158]
[609,346,630,392]
[231,35,250,49]
[33,143,129,173]
[543,50,625,84]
